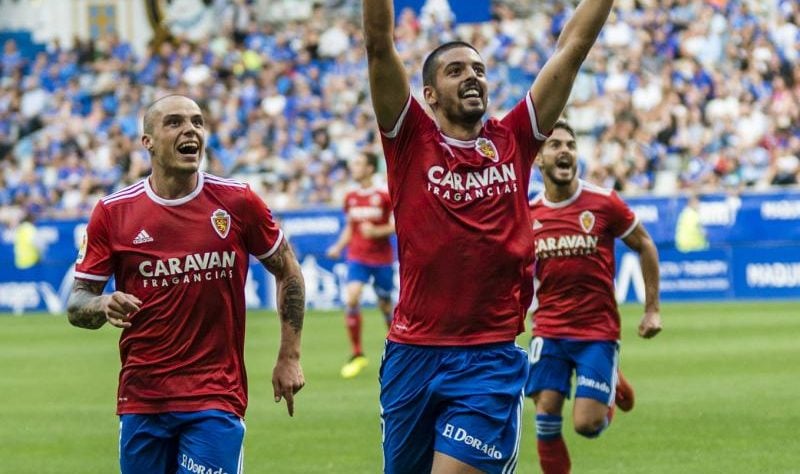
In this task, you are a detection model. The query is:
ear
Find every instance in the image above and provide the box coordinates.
[141,134,152,151]
[423,85,437,107]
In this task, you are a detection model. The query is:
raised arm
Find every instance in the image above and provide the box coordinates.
[622,223,662,339]
[260,239,306,416]
[531,0,614,132]
[67,280,141,330]
[363,0,410,130]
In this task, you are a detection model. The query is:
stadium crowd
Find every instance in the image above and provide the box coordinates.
[0,0,799,227]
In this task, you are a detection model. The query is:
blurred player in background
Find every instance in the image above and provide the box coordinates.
[362,0,617,471]
[527,120,662,474]
[326,151,395,379]
[66,94,306,474]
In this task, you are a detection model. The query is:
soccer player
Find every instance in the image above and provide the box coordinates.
[527,120,662,474]
[326,151,396,379]
[66,95,306,474]
[362,0,617,472]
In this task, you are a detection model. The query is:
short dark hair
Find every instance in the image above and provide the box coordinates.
[551,119,576,139]
[363,151,379,173]
[422,41,481,87]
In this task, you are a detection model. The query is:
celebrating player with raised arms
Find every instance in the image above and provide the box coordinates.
[527,120,662,474]
[362,0,619,472]
[67,95,306,474]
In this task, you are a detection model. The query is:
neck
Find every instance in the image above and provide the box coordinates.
[359,176,373,189]
[149,170,199,200]
[544,179,579,203]
[434,111,482,141]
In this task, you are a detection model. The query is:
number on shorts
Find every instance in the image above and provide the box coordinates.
[528,337,543,364]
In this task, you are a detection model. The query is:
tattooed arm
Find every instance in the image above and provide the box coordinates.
[67,280,142,330]
[260,239,306,416]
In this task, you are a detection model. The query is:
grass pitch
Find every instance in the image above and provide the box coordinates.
[1,301,798,473]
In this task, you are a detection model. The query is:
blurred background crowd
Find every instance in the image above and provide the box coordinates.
[0,0,799,228]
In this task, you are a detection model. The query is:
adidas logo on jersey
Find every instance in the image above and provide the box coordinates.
[133,229,154,245]
[533,220,543,229]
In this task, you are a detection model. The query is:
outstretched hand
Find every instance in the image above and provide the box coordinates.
[272,358,305,416]
[638,310,662,339]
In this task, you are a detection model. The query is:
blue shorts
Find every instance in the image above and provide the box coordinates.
[380,341,528,474]
[347,260,394,299]
[119,409,245,474]
[525,337,620,406]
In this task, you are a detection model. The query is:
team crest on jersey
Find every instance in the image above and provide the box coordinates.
[475,137,499,162]
[211,209,231,239]
[579,210,595,233]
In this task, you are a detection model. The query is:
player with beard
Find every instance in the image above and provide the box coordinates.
[67,94,306,474]
[362,0,618,472]
[527,120,662,474]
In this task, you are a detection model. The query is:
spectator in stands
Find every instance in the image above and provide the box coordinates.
[675,192,708,252]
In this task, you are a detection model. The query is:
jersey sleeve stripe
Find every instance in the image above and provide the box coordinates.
[254,230,284,260]
[73,271,111,282]
[619,215,640,239]
[382,95,412,139]
[525,93,549,142]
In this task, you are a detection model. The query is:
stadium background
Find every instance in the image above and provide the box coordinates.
[1,1,799,473]
[1,0,798,313]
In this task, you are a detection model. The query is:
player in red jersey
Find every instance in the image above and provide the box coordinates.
[526,121,662,474]
[66,95,306,474]
[326,151,396,378]
[362,0,617,472]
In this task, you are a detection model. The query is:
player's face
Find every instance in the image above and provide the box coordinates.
[143,97,205,175]
[537,128,577,186]
[348,154,373,181]
[426,47,488,125]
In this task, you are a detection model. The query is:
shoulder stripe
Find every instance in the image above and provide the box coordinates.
[103,187,146,205]
[102,181,145,203]
[581,181,614,196]
[204,173,247,188]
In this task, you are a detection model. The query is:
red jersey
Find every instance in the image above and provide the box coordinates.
[529,180,638,340]
[380,95,548,345]
[74,173,283,417]
[343,185,394,265]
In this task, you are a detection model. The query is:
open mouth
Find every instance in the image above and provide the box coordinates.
[177,142,200,155]
[460,85,482,100]
[555,157,573,170]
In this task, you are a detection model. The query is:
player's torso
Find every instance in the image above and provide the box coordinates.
[529,185,620,339]
[382,104,535,344]
[344,187,393,264]
[108,187,249,297]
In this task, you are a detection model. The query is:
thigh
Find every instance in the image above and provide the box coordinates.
[346,261,370,284]
[572,340,619,406]
[525,337,574,398]
[434,344,528,474]
[119,414,178,474]
[176,410,246,474]
[380,342,439,474]
[370,264,394,300]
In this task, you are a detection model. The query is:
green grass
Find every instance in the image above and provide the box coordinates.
[1,302,799,473]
